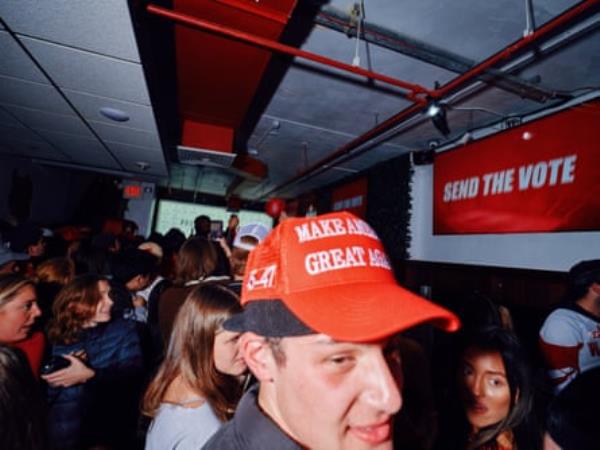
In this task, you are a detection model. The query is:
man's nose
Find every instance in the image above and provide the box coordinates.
[363,352,402,414]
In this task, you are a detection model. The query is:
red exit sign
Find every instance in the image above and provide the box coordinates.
[123,184,142,199]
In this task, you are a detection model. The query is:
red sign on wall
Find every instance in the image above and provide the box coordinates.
[123,184,142,199]
[331,177,368,218]
[434,101,600,234]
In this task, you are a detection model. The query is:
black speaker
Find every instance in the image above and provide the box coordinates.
[412,149,436,166]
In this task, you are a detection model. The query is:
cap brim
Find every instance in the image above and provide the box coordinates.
[283,282,460,342]
[223,312,245,333]
[223,300,314,337]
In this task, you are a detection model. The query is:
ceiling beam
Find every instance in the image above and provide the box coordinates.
[261,0,600,199]
[147,3,434,101]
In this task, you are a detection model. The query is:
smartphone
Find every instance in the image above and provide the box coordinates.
[41,355,71,375]
[210,220,223,240]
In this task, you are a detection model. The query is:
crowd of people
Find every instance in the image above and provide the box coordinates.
[0,211,597,450]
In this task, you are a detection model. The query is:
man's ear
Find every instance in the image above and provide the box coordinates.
[240,332,277,382]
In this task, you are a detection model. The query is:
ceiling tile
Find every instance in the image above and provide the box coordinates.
[3,104,93,137]
[107,142,165,166]
[0,123,47,143]
[0,0,141,61]
[0,31,48,84]
[0,133,69,161]
[20,36,150,105]
[64,89,159,132]
[69,150,121,169]
[34,130,117,163]
[90,121,162,149]
[0,106,25,128]
[0,76,72,114]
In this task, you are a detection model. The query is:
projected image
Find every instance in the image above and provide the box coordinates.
[154,200,272,236]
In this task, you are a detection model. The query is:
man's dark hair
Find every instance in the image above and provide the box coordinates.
[567,259,600,301]
[111,248,158,283]
[194,215,211,238]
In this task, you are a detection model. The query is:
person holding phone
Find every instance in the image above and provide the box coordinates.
[44,274,144,450]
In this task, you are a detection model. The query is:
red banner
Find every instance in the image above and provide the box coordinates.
[434,101,600,234]
[331,177,368,218]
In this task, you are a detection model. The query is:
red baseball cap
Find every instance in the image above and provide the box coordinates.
[226,211,460,341]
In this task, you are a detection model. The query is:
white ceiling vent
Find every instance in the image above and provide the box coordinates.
[177,145,236,168]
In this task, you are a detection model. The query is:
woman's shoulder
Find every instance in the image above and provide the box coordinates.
[146,403,221,450]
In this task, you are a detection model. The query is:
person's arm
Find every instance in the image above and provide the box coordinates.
[41,353,95,387]
[539,312,583,389]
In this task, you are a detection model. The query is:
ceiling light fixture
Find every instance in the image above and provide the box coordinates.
[99,107,130,122]
[426,101,451,137]
[134,161,151,171]
[269,120,280,135]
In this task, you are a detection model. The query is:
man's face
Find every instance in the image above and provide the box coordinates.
[262,334,402,450]
[28,238,46,257]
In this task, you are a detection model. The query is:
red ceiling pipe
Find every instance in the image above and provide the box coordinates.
[147,3,433,101]
[261,0,599,198]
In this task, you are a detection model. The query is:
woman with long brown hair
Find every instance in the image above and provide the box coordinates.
[43,274,143,450]
[143,283,246,450]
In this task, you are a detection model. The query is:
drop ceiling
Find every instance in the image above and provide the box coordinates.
[0,0,598,199]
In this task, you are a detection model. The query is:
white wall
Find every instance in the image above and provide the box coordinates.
[409,164,600,271]
[123,182,156,238]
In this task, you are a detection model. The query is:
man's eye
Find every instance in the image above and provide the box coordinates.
[328,355,354,366]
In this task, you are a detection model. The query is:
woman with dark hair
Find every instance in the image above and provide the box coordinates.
[158,237,229,344]
[0,273,44,375]
[43,274,143,450]
[436,327,540,450]
[0,345,47,450]
[143,284,246,449]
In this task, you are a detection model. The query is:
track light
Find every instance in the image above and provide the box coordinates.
[426,101,450,137]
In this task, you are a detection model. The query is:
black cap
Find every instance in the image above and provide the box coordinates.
[224,299,314,337]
